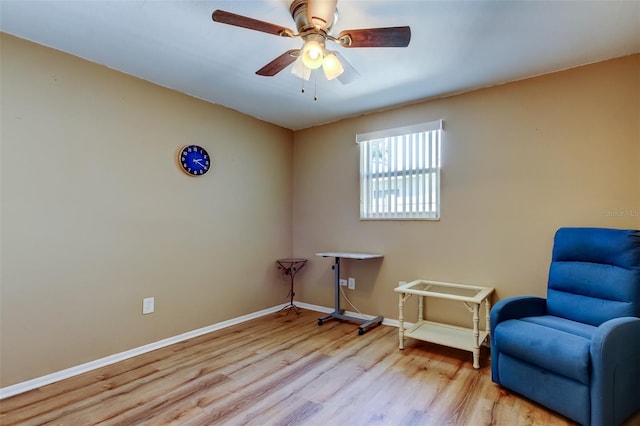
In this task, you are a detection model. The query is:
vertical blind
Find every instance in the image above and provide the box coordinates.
[357,120,442,220]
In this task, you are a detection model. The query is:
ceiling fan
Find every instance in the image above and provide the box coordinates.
[211,0,411,84]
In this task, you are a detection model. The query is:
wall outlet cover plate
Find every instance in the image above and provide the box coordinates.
[143,297,155,314]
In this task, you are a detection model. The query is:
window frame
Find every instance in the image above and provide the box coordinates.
[357,120,443,221]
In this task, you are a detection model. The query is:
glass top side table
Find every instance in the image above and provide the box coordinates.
[394,279,494,368]
[276,258,308,315]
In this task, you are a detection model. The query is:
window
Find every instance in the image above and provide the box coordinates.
[357,120,442,220]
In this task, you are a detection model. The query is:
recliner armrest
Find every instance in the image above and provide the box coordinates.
[490,296,547,330]
[590,317,640,426]
[490,296,548,384]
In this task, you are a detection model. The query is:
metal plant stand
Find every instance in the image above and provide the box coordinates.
[276,258,308,315]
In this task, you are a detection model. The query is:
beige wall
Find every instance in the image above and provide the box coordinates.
[0,34,294,387]
[293,54,640,327]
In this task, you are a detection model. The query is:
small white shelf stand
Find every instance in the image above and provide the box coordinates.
[394,279,494,369]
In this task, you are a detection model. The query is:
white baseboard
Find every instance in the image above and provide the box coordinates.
[0,303,288,399]
[0,302,399,399]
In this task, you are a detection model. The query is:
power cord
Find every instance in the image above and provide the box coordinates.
[339,285,364,316]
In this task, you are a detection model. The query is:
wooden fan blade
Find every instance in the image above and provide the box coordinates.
[338,26,411,48]
[212,10,294,37]
[256,50,299,76]
[333,51,359,85]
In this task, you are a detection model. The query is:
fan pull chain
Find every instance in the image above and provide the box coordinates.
[297,71,318,100]
[314,73,318,101]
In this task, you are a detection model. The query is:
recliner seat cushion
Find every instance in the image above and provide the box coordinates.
[494,319,591,384]
[519,314,597,339]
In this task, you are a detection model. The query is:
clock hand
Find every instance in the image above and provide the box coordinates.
[193,158,206,167]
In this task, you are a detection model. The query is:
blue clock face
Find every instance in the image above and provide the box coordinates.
[179,145,210,176]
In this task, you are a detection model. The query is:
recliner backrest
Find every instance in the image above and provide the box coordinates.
[547,227,640,326]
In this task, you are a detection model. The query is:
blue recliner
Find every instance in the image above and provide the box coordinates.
[490,227,640,426]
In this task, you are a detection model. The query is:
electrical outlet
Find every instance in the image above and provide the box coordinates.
[340,278,347,287]
[348,277,355,290]
[143,297,155,314]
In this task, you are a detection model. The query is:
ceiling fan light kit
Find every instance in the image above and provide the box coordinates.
[291,56,311,81]
[211,0,410,87]
[301,35,325,69]
[322,52,344,80]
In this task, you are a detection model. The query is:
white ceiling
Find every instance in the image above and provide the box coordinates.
[1,0,639,130]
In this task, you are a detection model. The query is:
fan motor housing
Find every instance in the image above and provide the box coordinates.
[290,0,337,32]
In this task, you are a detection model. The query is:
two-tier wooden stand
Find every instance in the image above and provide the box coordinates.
[394,279,494,369]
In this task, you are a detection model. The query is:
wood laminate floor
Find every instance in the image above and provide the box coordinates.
[2,309,639,426]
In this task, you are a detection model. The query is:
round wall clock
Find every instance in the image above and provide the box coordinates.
[178,145,211,176]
